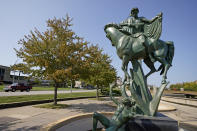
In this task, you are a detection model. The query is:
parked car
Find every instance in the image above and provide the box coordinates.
[4,83,32,92]
[84,85,95,90]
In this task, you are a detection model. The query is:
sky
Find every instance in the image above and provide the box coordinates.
[0,0,197,86]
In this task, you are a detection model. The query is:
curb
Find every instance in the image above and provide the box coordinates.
[0,96,101,109]
[41,112,113,131]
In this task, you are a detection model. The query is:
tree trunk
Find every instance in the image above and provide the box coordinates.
[70,80,72,93]
[54,83,58,105]
[96,85,99,100]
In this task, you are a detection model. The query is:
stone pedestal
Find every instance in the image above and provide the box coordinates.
[125,113,178,131]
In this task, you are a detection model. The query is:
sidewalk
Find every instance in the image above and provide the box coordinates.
[0,98,192,131]
[162,96,197,107]
[0,98,115,131]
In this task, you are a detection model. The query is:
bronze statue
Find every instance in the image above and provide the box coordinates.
[104,7,174,84]
[119,7,162,63]
[93,7,175,131]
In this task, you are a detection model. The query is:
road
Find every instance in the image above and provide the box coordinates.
[0,90,96,96]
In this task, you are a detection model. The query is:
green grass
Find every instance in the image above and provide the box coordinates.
[0,85,85,91]
[0,92,96,104]
[34,103,70,109]
[0,85,4,91]
[31,86,81,91]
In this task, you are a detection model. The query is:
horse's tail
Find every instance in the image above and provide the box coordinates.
[158,41,174,75]
[166,41,174,66]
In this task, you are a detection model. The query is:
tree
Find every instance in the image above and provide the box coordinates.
[14,15,97,105]
[84,45,117,99]
[169,81,197,91]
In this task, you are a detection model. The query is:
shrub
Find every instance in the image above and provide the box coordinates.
[100,87,121,96]
[170,81,197,91]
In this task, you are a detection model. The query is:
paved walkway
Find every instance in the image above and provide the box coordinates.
[161,101,197,131]
[0,98,115,131]
[0,98,196,131]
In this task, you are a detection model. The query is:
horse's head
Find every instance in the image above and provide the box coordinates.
[104,23,122,46]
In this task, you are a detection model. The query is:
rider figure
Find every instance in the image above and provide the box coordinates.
[119,7,161,62]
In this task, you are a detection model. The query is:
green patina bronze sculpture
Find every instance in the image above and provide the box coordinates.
[93,7,174,131]
[93,84,136,131]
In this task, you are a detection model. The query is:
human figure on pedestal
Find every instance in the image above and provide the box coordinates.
[93,83,137,131]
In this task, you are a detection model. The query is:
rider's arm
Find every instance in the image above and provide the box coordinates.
[141,13,162,24]
[110,82,119,105]
[141,17,155,24]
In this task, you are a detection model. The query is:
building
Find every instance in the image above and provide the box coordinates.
[75,81,86,88]
[0,65,27,84]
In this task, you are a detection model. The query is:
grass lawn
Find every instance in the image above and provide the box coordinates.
[31,86,82,91]
[0,85,85,91]
[0,85,4,91]
[0,92,96,104]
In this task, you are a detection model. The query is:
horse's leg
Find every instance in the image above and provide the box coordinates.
[155,57,170,84]
[144,58,156,79]
[122,55,130,82]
